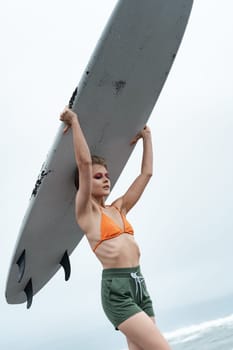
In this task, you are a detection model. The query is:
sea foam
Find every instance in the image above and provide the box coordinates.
[164,314,233,345]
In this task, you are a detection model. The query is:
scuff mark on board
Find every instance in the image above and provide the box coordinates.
[31,169,52,197]
[113,80,126,95]
[98,121,111,145]
[68,87,78,109]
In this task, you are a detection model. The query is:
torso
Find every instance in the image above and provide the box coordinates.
[78,203,140,269]
[93,233,140,269]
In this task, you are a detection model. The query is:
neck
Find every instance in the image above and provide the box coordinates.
[92,196,106,208]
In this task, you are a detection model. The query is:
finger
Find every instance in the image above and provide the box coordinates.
[63,125,70,134]
[130,135,137,144]
[60,112,66,120]
[130,135,139,145]
[61,108,69,116]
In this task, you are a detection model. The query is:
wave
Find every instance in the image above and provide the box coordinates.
[119,315,233,349]
[164,314,233,345]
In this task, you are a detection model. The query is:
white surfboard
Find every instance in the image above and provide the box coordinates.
[6,0,193,308]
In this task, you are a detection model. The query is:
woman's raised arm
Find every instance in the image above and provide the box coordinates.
[112,126,153,214]
[60,107,93,218]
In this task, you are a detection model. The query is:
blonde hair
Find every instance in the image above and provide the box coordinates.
[91,155,108,169]
[74,155,107,189]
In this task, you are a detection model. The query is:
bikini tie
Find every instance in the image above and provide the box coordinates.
[130,272,144,302]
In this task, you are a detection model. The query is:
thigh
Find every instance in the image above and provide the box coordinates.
[126,337,143,350]
[151,316,156,324]
[118,311,171,350]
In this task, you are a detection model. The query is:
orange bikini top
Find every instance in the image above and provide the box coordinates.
[93,205,134,252]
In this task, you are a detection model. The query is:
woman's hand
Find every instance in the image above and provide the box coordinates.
[130,125,151,145]
[60,107,78,133]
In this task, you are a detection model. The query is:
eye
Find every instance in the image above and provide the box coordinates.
[94,173,103,179]
[105,173,110,179]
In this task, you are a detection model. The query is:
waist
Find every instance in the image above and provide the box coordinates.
[102,265,141,279]
[94,235,140,269]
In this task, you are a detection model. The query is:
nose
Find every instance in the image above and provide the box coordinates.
[103,174,110,183]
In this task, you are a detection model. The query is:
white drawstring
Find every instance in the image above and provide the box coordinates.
[130,272,144,302]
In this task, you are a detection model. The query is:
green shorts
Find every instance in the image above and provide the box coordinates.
[101,266,155,329]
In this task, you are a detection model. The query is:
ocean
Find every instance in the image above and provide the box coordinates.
[164,314,233,350]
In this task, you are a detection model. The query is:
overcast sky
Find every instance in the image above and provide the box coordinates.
[1,1,233,349]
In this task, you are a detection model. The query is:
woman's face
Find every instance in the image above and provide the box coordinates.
[91,164,111,197]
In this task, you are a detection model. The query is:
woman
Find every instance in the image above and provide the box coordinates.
[60,107,170,350]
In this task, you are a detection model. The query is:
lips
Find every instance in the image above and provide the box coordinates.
[103,185,110,190]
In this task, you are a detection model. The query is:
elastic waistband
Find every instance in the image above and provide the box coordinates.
[102,266,141,279]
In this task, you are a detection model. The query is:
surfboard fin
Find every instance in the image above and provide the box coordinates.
[16,249,26,283]
[60,251,71,281]
[24,279,33,309]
